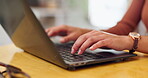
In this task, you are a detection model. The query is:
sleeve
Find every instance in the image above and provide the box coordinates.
[104,0,145,35]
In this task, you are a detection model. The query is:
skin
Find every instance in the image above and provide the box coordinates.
[46,25,148,55]
[71,30,133,54]
[136,36,148,54]
[45,0,148,54]
[45,25,92,43]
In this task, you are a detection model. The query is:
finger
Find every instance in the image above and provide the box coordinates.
[45,28,51,33]
[89,39,110,51]
[77,36,100,54]
[78,35,107,54]
[60,33,77,43]
[47,26,68,37]
[71,34,91,54]
[47,30,55,36]
[71,32,106,54]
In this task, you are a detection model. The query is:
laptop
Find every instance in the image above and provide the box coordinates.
[0,0,137,70]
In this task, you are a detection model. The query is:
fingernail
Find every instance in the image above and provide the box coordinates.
[78,50,82,55]
[71,48,75,54]
[89,46,93,50]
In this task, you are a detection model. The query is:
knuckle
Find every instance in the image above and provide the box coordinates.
[79,35,84,39]
[79,35,88,40]
[100,40,106,46]
[88,38,94,42]
[107,39,112,45]
[88,36,96,41]
[73,43,79,49]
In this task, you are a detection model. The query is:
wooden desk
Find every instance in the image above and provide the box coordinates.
[0,44,148,78]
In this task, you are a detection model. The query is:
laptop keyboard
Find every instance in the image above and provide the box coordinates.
[55,43,106,62]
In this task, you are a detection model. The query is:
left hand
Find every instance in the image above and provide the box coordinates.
[71,30,134,54]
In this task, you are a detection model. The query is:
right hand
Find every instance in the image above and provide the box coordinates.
[45,25,92,43]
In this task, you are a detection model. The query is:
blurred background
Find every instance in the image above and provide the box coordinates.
[0,0,132,45]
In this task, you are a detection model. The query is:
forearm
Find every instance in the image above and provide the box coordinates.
[105,0,145,35]
[136,36,148,53]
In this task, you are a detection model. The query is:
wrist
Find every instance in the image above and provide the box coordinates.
[124,36,134,50]
[128,32,141,53]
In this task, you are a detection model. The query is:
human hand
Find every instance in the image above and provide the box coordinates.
[71,30,134,54]
[45,25,92,43]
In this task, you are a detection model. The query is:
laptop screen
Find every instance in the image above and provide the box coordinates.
[0,0,24,37]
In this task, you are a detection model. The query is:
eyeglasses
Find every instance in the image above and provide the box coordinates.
[0,62,30,78]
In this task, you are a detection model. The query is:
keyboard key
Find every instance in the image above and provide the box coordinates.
[55,44,105,62]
